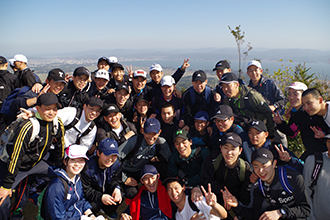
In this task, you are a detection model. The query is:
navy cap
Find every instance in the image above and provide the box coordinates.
[211,105,234,120]
[36,93,61,107]
[0,56,7,65]
[223,132,242,148]
[73,66,90,77]
[140,164,158,179]
[85,96,103,108]
[251,148,274,164]
[98,138,119,156]
[144,118,161,134]
[249,120,267,132]
[48,68,67,83]
[213,60,230,71]
[98,56,110,65]
[220,72,239,84]
[192,70,207,82]
[194,111,209,121]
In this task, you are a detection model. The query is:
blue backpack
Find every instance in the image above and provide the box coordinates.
[0,86,30,116]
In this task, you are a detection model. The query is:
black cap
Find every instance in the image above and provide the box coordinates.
[85,97,103,108]
[162,176,185,189]
[192,70,207,82]
[116,83,130,93]
[222,132,242,148]
[251,148,274,164]
[135,95,149,105]
[104,103,120,116]
[48,68,67,83]
[36,93,61,107]
[0,56,7,65]
[111,63,124,72]
[98,56,110,65]
[73,67,90,77]
[213,60,230,71]
[249,120,267,132]
[211,105,234,120]
[220,72,239,84]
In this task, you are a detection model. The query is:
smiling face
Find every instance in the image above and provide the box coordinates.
[114,89,130,107]
[288,88,303,108]
[111,68,124,82]
[174,137,192,159]
[167,181,185,205]
[248,128,268,149]
[214,116,234,132]
[65,157,86,180]
[192,80,208,94]
[83,104,102,122]
[141,174,159,193]
[252,160,276,185]
[143,131,160,146]
[97,151,118,169]
[161,85,175,98]
[36,103,58,122]
[132,76,147,92]
[221,82,240,98]
[104,112,121,129]
[302,93,323,116]
[46,79,65,95]
[194,119,208,132]
[216,68,231,80]
[150,70,163,84]
[95,77,109,91]
[135,100,149,115]
[72,74,89,90]
[221,143,242,168]
[97,60,110,71]
[247,65,263,85]
[161,106,175,124]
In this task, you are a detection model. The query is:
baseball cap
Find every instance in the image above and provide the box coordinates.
[116,83,130,93]
[285,82,308,92]
[150,63,163,72]
[135,95,149,105]
[111,63,124,72]
[220,72,239,84]
[95,69,110,81]
[213,60,230,71]
[0,56,7,65]
[13,54,28,64]
[251,148,273,164]
[247,60,262,70]
[324,134,330,139]
[192,70,207,82]
[36,93,61,107]
[211,105,234,120]
[140,164,158,179]
[249,120,267,132]
[73,67,90,77]
[48,68,67,83]
[8,59,15,67]
[104,103,120,116]
[160,75,175,87]
[173,129,189,141]
[98,138,119,156]
[65,144,89,160]
[85,96,103,108]
[194,111,209,121]
[108,56,118,64]
[162,176,184,188]
[98,56,110,65]
[144,118,161,134]
[133,70,147,79]
[223,132,242,148]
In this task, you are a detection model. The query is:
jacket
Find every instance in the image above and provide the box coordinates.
[87,81,111,100]
[15,68,39,88]
[104,94,134,122]
[0,70,16,109]
[58,80,89,108]
[151,93,183,119]
[44,166,92,220]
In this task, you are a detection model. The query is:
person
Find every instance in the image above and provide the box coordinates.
[108,63,131,91]
[303,134,330,220]
[81,138,123,218]
[189,111,211,149]
[97,103,137,146]
[221,72,275,138]
[132,95,152,133]
[129,70,151,103]
[164,176,227,220]
[120,164,173,220]
[274,82,328,160]
[91,56,111,80]
[222,148,310,220]
[11,54,40,88]
[167,129,209,187]
[201,132,252,220]
[0,93,65,220]
[43,144,97,220]
[88,69,111,100]
[118,118,171,198]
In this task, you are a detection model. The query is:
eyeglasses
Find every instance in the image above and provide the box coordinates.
[214,118,229,124]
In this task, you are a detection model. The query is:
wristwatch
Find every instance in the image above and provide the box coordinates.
[280,208,287,218]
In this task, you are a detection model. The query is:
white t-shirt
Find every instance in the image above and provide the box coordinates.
[175,196,221,220]
[323,101,330,127]
[112,124,124,137]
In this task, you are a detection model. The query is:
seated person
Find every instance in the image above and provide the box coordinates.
[189,111,211,149]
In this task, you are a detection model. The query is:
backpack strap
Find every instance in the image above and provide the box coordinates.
[64,108,81,130]
[213,153,223,173]
[121,134,144,162]
[238,158,246,183]
[29,117,40,143]
[76,121,95,144]
[189,86,212,106]
[278,166,294,196]
[309,152,323,199]
[189,86,196,106]
[188,194,199,212]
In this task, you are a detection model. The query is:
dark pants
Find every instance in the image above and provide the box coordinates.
[90,186,122,216]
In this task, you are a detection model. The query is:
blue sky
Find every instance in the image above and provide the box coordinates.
[1,0,329,56]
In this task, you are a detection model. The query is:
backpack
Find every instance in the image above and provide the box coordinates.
[175,147,204,170]
[64,108,95,144]
[308,152,323,199]
[0,86,30,116]
[189,86,212,106]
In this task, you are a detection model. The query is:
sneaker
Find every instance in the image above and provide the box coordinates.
[11,207,24,220]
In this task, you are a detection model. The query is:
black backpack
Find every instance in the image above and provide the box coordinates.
[308,152,323,199]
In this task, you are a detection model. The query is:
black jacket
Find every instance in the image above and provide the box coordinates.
[15,68,39,88]
[87,81,111,101]
[58,80,89,108]
[0,70,16,108]
[104,94,134,122]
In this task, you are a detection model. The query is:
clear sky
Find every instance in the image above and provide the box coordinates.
[1,0,329,56]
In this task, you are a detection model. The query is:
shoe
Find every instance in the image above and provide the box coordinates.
[11,207,24,220]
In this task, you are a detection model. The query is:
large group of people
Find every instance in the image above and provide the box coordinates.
[0,54,329,220]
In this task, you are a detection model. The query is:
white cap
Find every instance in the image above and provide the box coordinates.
[8,59,15,66]
[285,82,308,92]
[65,145,89,160]
[133,70,147,79]
[108,56,118,63]
[160,75,175,87]
[95,69,110,81]
[13,54,28,64]
[150,63,163,72]
[247,60,262,70]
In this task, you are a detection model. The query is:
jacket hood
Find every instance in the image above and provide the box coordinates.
[238,84,253,98]
[47,166,79,184]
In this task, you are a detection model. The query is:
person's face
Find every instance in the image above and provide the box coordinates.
[97,60,110,71]
[221,143,242,168]
[222,82,240,98]
[252,160,276,185]
[73,74,89,90]
[111,68,124,82]
[288,88,303,108]
[95,78,109,91]
[247,65,263,83]
[36,103,58,122]
[47,79,65,95]
[161,85,175,98]
[141,174,159,193]
[14,61,25,70]
[132,76,147,91]
[174,137,192,159]
[83,104,101,122]
[192,80,208,94]
[302,93,323,116]
[214,116,234,132]
[65,157,86,178]
[167,181,185,204]
[104,112,121,129]
[150,70,163,84]
[135,101,149,115]
[143,131,160,146]
[194,119,208,132]
[161,106,175,124]
[248,128,268,149]
[216,68,231,80]
[97,151,118,169]
[114,89,129,107]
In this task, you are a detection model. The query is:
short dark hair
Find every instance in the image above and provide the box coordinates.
[302,88,322,99]
[161,102,175,112]
[163,177,185,190]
